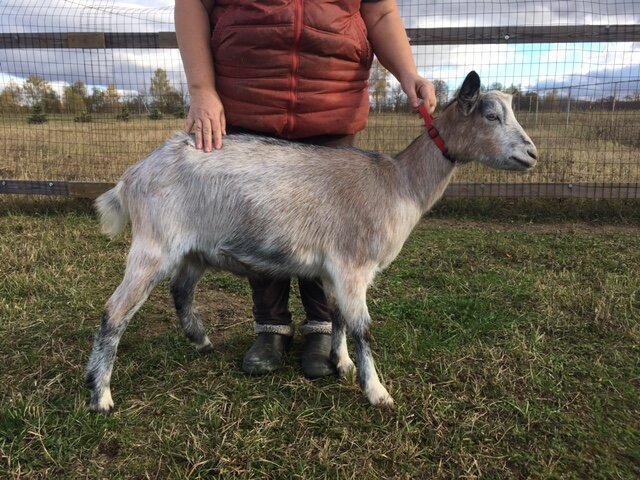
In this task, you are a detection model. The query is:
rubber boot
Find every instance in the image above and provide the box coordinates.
[300,322,336,379]
[242,323,294,375]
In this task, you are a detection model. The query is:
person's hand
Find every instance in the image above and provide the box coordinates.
[184,88,226,151]
[399,74,437,114]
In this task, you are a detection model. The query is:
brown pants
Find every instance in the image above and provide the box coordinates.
[229,126,357,327]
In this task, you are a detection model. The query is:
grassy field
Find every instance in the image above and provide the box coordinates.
[1,198,638,478]
[1,109,639,185]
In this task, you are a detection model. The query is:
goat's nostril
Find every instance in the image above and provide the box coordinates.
[527,149,538,160]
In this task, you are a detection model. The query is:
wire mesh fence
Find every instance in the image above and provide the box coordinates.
[0,1,639,198]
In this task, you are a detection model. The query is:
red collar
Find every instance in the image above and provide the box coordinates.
[418,103,453,163]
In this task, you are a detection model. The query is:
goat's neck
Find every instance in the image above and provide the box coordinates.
[395,123,457,213]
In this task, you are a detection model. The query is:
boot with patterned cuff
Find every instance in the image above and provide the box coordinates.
[299,321,336,379]
[242,322,294,375]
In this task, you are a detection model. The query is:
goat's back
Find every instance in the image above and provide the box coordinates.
[117,132,418,273]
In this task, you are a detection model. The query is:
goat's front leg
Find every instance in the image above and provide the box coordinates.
[86,246,169,413]
[332,271,393,407]
[321,280,355,378]
[170,259,213,353]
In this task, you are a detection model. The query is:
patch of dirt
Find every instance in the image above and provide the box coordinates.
[154,286,253,353]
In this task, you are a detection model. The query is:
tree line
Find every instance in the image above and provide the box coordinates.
[2,63,639,120]
[368,61,640,113]
[0,68,186,119]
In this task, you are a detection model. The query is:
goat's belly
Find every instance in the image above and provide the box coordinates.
[205,244,324,280]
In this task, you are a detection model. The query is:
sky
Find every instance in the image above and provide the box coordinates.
[0,0,638,101]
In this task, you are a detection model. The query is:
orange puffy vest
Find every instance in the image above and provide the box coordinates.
[210,0,373,139]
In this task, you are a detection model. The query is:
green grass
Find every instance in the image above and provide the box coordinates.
[1,198,639,478]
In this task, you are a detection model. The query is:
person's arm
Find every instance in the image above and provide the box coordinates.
[175,0,225,151]
[360,0,437,113]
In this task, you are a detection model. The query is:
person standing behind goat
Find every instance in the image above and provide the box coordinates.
[174,0,437,378]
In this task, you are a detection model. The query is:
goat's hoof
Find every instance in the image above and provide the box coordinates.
[366,386,395,408]
[194,336,214,354]
[196,341,215,354]
[89,390,114,414]
[89,404,114,415]
[336,359,356,380]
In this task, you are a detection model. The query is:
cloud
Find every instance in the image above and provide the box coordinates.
[400,0,639,28]
[0,0,181,93]
[533,63,640,99]
[0,0,174,34]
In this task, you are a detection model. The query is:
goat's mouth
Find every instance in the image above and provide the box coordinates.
[508,155,537,170]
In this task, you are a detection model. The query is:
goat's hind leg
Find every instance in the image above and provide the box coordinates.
[332,272,393,407]
[170,258,213,353]
[86,244,171,413]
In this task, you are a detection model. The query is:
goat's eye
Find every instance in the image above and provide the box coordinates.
[485,113,499,121]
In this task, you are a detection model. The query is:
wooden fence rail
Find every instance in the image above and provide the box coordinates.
[1,25,639,49]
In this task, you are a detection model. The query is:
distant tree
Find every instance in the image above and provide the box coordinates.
[22,75,48,105]
[0,81,23,113]
[28,103,48,124]
[150,68,184,114]
[122,93,146,115]
[488,82,504,91]
[522,91,539,112]
[503,85,522,111]
[543,89,559,110]
[173,104,187,118]
[63,81,88,114]
[148,107,163,120]
[116,105,131,121]
[369,60,389,112]
[88,87,106,113]
[504,84,521,95]
[105,84,120,113]
[389,83,407,112]
[43,90,62,113]
[23,75,61,112]
[74,110,92,123]
[432,79,449,110]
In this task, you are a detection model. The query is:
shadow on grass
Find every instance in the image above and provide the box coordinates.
[430,198,640,224]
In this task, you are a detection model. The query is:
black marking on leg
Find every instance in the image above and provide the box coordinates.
[183,328,201,345]
[99,310,125,338]
[170,282,190,317]
[171,278,208,346]
[330,310,345,367]
[330,349,339,366]
[100,310,109,329]
[353,334,369,390]
[353,333,372,391]
[85,369,97,391]
[363,327,372,343]
[330,309,343,327]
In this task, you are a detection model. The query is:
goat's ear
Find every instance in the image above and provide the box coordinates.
[457,71,481,116]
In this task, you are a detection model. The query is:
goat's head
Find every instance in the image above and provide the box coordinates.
[440,71,538,171]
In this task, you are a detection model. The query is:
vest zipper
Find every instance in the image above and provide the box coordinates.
[285,0,304,136]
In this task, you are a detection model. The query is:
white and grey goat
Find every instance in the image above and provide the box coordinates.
[87,71,538,412]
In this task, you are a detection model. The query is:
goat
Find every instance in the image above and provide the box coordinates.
[86,71,538,413]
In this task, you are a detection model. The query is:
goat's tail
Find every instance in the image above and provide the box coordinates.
[95,182,129,238]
